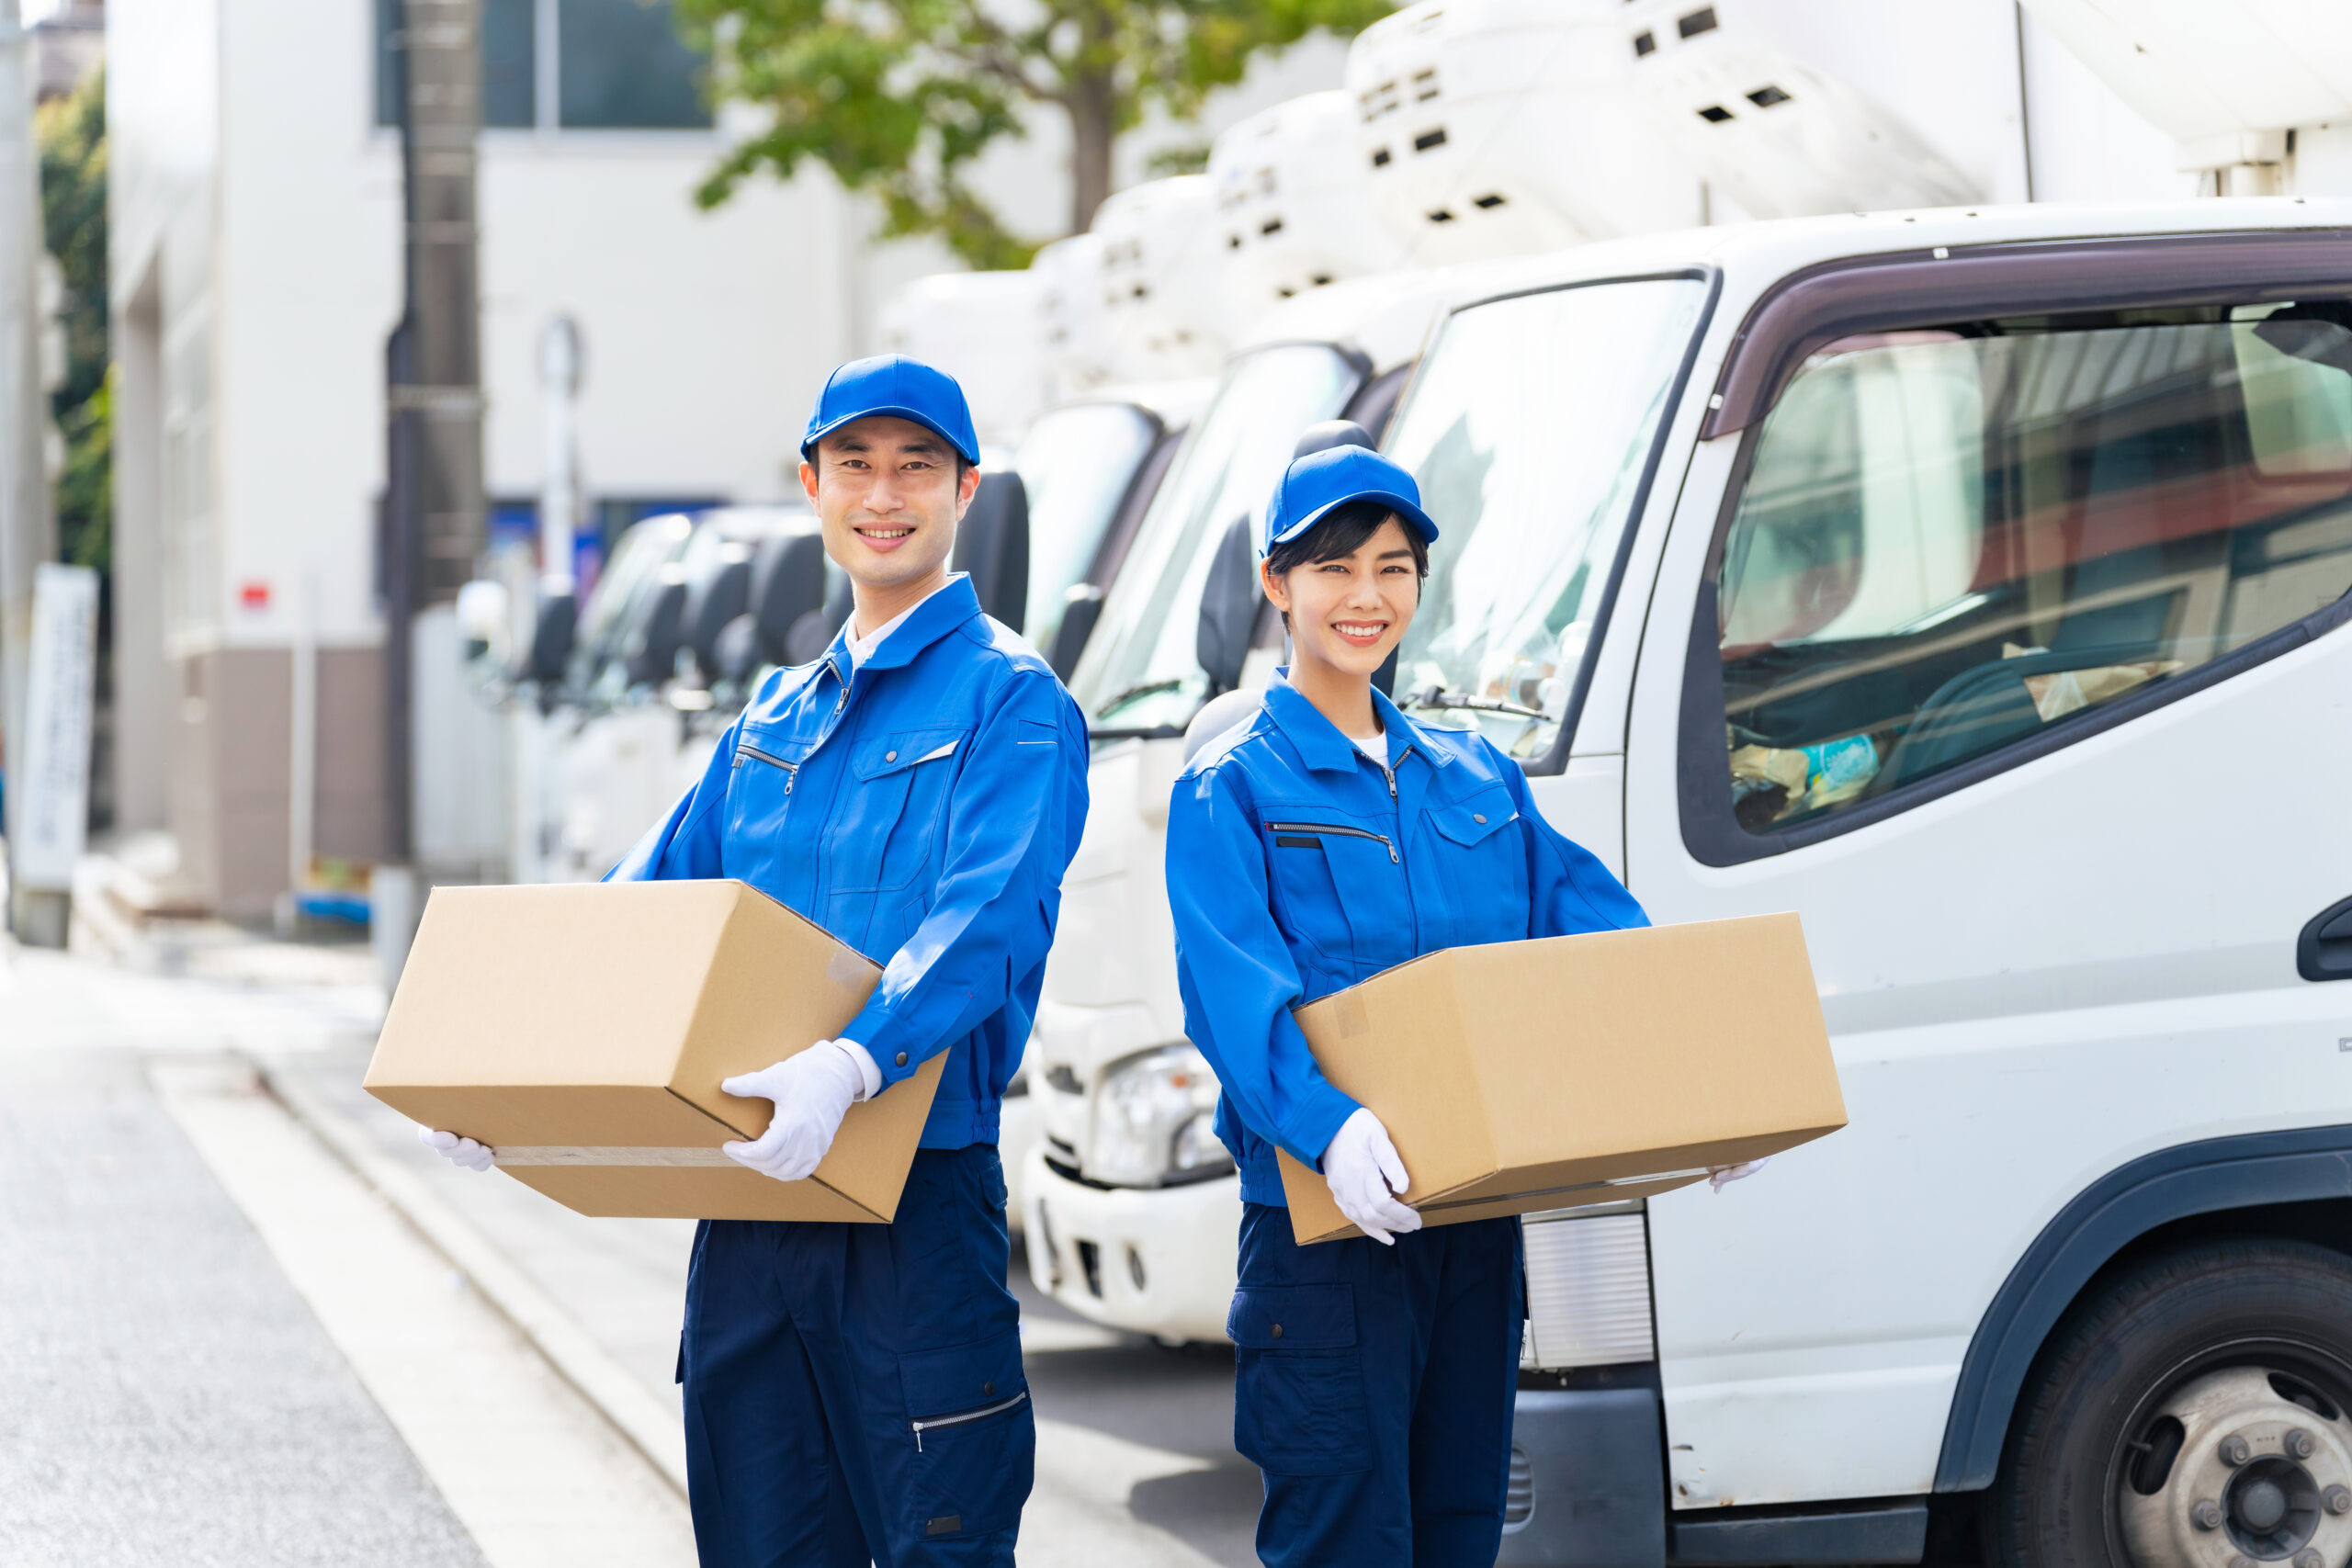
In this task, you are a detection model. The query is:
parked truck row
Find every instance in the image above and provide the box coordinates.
[481,1,2352,1562]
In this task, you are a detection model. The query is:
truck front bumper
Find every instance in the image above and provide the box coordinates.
[1022,1146,1239,1344]
[1498,1377,1668,1568]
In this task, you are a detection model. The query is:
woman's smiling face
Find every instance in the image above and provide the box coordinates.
[1261,514,1423,684]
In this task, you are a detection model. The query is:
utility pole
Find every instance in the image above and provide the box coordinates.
[0,0,60,941]
[379,0,486,977]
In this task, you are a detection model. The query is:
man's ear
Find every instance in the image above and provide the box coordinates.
[953,463,981,518]
[798,459,820,505]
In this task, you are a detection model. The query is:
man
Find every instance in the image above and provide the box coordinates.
[423,355,1089,1567]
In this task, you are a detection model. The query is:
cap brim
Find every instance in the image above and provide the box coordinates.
[801,406,980,467]
[1266,486,1440,551]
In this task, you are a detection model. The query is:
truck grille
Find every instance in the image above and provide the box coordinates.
[1521,1206,1656,1369]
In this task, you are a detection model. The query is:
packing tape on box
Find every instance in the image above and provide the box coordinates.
[1334,992,1369,1039]
[1414,1167,1713,1214]
[827,950,872,987]
[494,1146,742,1168]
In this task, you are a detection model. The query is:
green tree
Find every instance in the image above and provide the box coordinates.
[40,68,107,571]
[676,0,1391,269]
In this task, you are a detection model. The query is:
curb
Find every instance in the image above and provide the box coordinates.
[259,1062,691,1498]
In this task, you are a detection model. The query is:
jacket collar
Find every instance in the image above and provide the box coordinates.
[825,573,983,678]
[1261,668,1450,774]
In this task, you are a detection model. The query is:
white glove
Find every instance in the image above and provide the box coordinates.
[1709,1157,1769,1191]
[1321,1108,1421,1246]
[418,1125,495,1172]
[720,1040,871,1183]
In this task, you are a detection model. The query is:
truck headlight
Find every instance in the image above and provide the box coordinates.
[1088,1043,1231,1187]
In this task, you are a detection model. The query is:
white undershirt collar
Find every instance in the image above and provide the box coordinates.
[846,579,953,669]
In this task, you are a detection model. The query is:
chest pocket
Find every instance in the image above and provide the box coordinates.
[1263,816,1415,981]
[827,728,969,895]
[725,729,820,858]
[1420,785,1529,946]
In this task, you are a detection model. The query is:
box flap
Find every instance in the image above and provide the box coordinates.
[1458,915,1845,1168]
[365,882,738,1099]
[671,882,886,1138]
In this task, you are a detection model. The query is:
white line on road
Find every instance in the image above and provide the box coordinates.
[153,1059,698,1568]
[262,1060,692,1494]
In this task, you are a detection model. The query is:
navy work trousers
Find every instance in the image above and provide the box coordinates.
[1230,1201,1524,1568]
[680,1145,1033,1568]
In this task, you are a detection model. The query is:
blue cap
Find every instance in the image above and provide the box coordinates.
[801,355,981,467]
[1261,445,1440,556]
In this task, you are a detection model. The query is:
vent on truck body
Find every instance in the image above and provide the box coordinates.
[1520,1204,1656,1369]
[1504,1445,1536,1527]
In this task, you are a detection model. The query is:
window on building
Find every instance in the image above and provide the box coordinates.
[375,0,709,132]
[1712,304,2352,834]
[558,0,709,129]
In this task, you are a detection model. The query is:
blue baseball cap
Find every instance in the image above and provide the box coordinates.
[1261,445,1440,556]
[801,355,981,467]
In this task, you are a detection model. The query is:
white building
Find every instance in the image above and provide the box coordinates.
[106,0,902,916]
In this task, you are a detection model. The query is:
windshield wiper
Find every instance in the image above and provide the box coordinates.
[1088,678,1189,739]
[1403,682,1545,721]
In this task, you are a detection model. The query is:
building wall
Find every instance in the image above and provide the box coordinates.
[112,0,873,914]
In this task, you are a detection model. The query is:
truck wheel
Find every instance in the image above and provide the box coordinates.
[1989,1238,2352,1568]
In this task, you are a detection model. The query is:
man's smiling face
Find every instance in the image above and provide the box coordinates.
[799,414,979,598]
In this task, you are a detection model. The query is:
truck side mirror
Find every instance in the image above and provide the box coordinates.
[628,581,689,688]
[711,613,763,685]
[684,557,753,685]
[953,470,1031,633]
[526,592,575,684]
[748,526,828,668]
[1048,583,1104,681]
[785,570,854,666]
[1195,513,1260,697]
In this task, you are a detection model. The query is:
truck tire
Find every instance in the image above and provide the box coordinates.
[1988,1236,2352,1568]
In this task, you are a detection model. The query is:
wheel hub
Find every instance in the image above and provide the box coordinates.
[2119,1367,2352,1568]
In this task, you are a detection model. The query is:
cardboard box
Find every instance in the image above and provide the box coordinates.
[364,880,944,1223]
[1276,913,1845,1244]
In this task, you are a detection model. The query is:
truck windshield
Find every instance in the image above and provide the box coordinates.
[568,512,694,699]
[1069,344,1362,732]
[1385,276,1709,759]
[1014,400,1161,657]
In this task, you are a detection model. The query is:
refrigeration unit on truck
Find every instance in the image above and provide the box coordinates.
[1033,197,2352,1568]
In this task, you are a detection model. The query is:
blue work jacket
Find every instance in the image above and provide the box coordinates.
[607,574,1090,1149]
[1166,672,1650,1207]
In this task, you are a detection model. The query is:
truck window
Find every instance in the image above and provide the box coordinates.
[1069,344,1360,733]
[1384,275,1711,760]
[1013,402,1160,660]
[1713,305,2352,833]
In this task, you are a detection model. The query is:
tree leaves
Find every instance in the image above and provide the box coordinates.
[40,69,107,574]
[677,0,1390,265]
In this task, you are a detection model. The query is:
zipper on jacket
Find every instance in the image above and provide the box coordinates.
[734,742,798,793]
[1267,821,1399,864]
[1377,743,1410,802]
[911,1388,1029,1450]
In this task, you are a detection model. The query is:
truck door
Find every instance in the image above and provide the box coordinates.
[1621,241,2352,1511]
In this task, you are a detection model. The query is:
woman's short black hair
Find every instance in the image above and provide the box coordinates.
[1263,499,1431,581]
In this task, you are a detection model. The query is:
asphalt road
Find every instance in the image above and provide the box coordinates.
[0,1045,488,1568]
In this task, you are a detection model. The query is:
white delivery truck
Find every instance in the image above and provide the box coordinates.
[1033,197,2352,1568]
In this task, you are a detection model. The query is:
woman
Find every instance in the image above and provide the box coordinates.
[1164,440,1652,1567]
